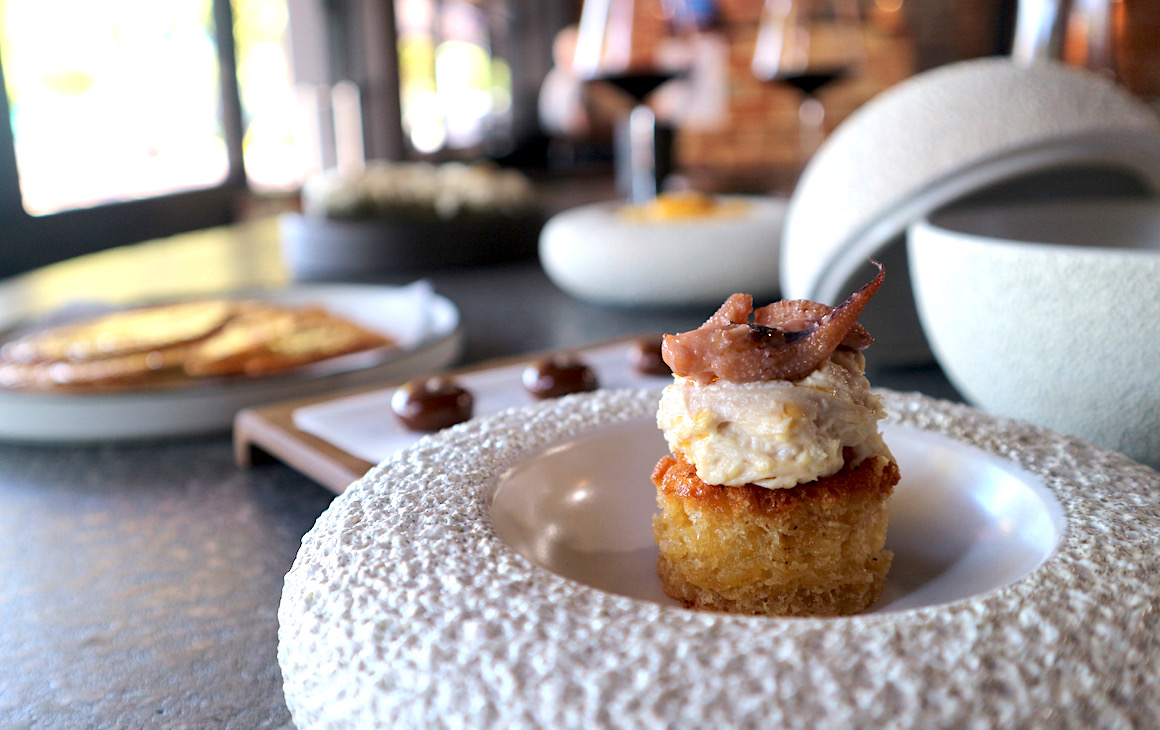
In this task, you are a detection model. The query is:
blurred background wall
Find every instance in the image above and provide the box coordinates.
[0,0,1156,277]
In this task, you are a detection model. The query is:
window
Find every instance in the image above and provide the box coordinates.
[0,0,306,277]
[3,1,231,215]
[396,0,513,155]
[0,0,568,278]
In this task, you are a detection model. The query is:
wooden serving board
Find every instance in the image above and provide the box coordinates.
[234,337,664,494]
[234,386,379,494]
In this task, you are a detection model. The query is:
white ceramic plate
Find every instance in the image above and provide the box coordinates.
[0,282,461,442]
[279,389,1160,729]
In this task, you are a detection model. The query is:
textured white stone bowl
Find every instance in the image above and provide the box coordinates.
[279,389,1160,729]
[909,198,1160,467]
[780,57,1160,365]
[539,196,786,306]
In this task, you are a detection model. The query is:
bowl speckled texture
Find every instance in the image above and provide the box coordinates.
[279,389,1160,729]
[908,198,1160,468]
[539,196,786,306]
[780,57,1160,365]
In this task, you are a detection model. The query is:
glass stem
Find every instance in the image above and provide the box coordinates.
[628,104,659,204]
[797,94,826,174]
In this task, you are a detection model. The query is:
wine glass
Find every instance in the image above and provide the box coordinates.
[573,0,697,203]
[752,0,865,178]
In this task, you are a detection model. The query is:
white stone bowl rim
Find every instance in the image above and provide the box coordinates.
[279,388,1160,729]
[780,55,1160,304]
[915,197,1160,258]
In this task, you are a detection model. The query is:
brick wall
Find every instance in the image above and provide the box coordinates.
[672,0,999,192]
[1116,0,1160,99]
[633,0,1155,193]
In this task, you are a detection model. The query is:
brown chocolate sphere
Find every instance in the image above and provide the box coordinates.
[391,376,473,432]
[628,336,671,377]
[522,354,598,400]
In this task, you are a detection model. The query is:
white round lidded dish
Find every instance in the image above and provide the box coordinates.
[780,56,1160,365]
[539,195,787,307]
[908,197,1160,468]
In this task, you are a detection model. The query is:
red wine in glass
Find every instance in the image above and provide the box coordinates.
[573,0,697,200]
[769,65,850,96]
[752,0,865,180]
[591,71,681,103]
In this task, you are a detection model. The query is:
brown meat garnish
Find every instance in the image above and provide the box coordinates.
[661,261,884,384]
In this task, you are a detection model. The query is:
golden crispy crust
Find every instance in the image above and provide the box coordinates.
[651,451,899,617]
[651,450,899,518]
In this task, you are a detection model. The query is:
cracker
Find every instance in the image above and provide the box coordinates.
[1,297,396,391]
[184,304,393,377]
[1,300,235,363]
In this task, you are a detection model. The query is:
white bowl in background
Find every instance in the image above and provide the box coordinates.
[781,57,1160,365]
[539,195,786,307]
[908,198,1160,467]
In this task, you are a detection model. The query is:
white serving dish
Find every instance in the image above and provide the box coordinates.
[908,198,1160,468]
[780,57,1160,365]
[279,389,1160,728]
[539,195,787,307]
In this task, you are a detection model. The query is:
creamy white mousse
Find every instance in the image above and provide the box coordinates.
[657,350,891,489]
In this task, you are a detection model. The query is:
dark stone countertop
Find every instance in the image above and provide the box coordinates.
[0,220,960,728]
